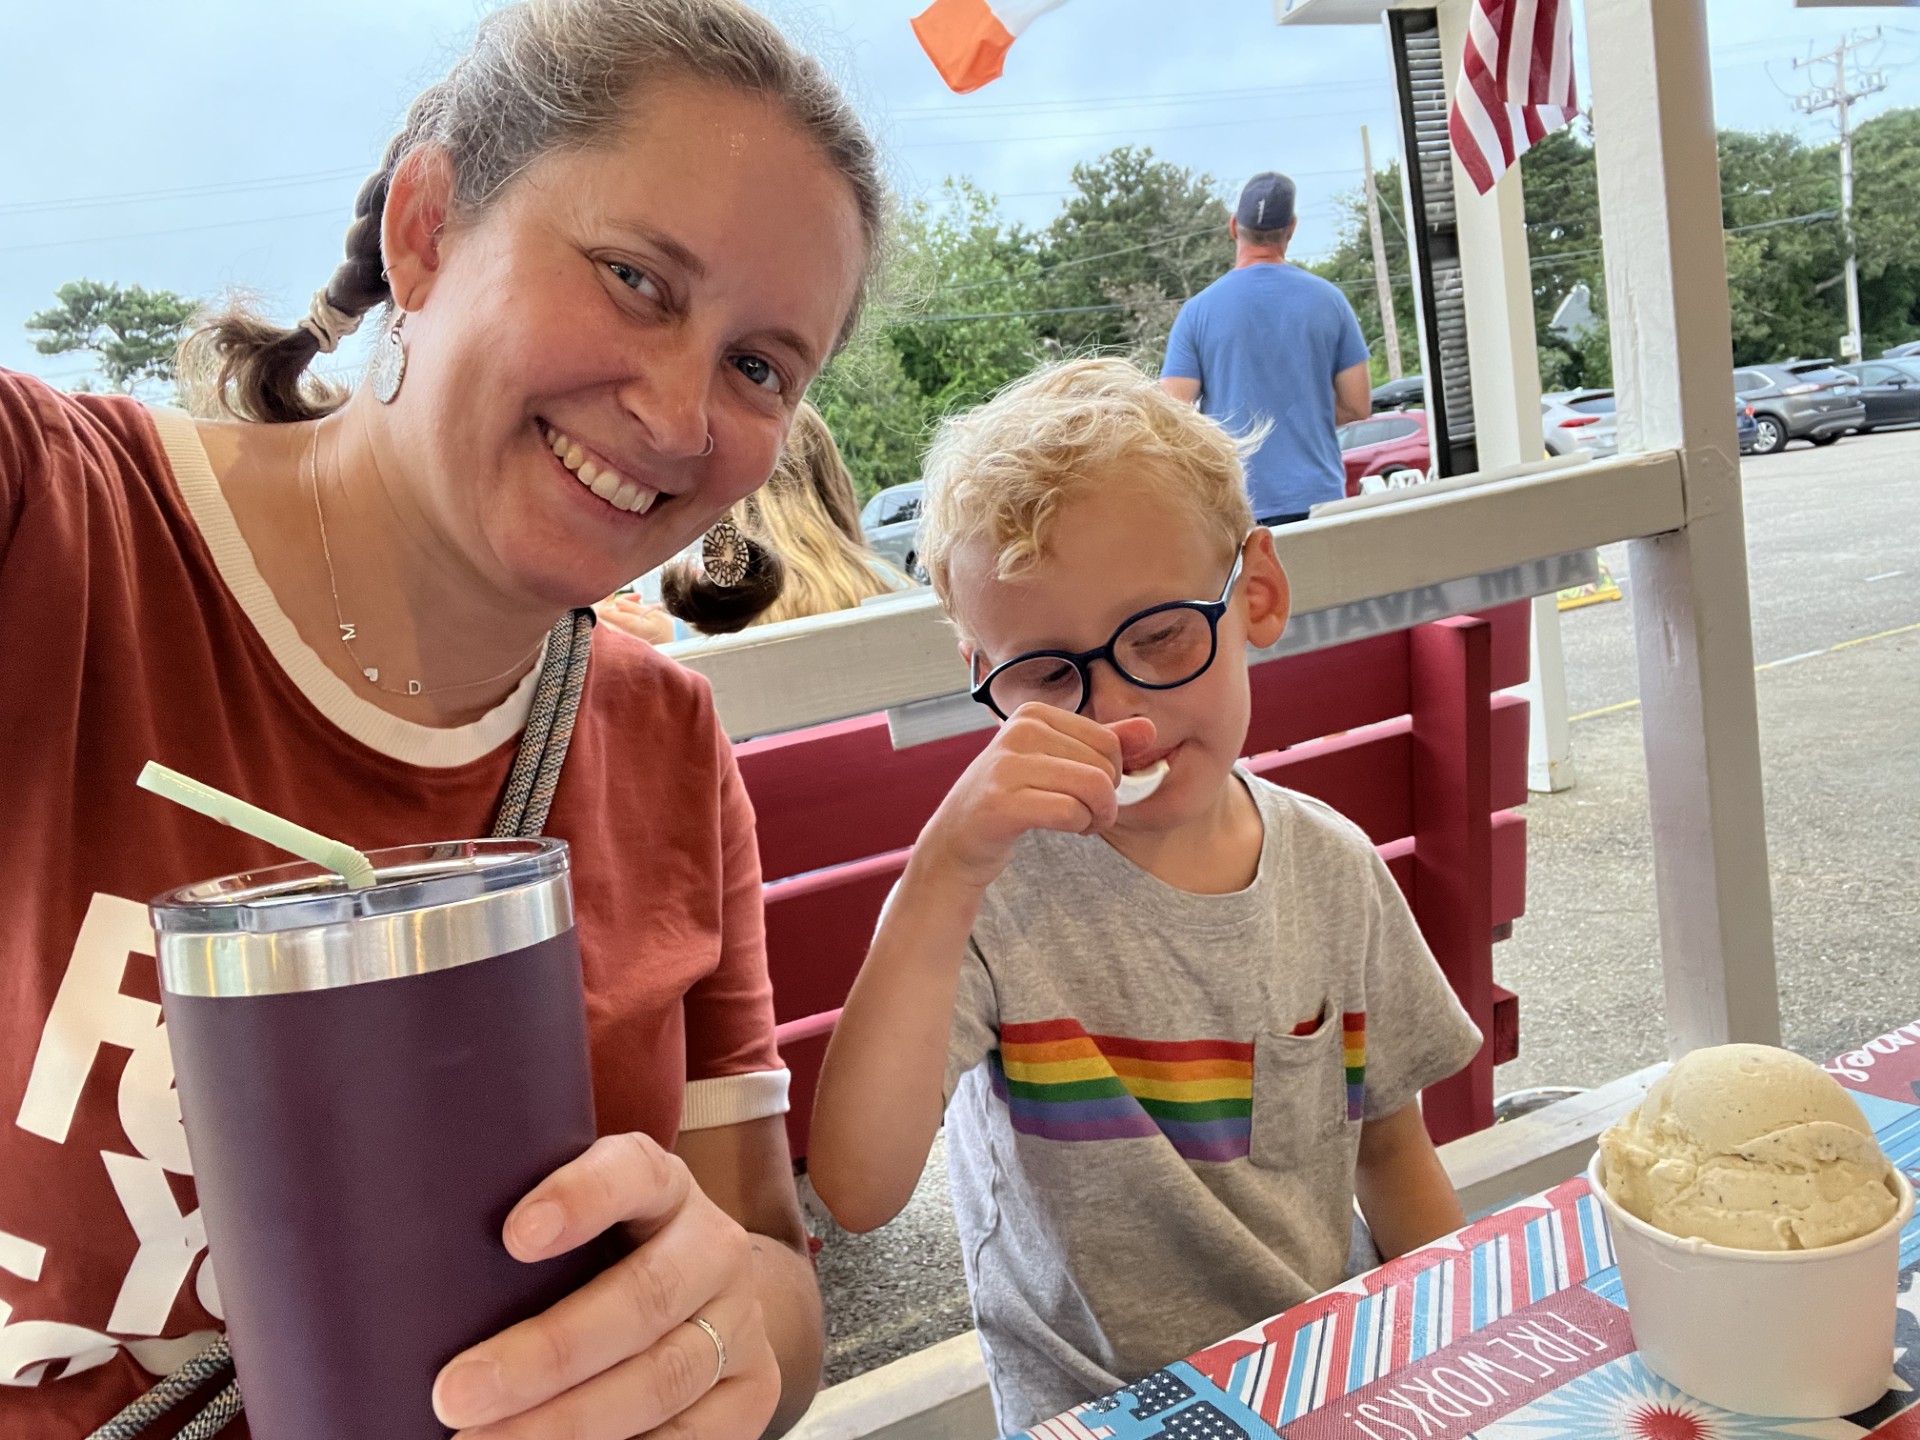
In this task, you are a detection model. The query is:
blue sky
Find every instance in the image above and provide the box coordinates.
[3,0,1916,389]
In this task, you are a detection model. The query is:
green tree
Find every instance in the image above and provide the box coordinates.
[887,181,1046,412]
[1039,147,1234,361]
[26,280,200,394]
[1851,106,1920,354]
[1520,126,1610,391]
[1717,129,1844,363]
[812,181,1046,498]
[1307,165,1417,387]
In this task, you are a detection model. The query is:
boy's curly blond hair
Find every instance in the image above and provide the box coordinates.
[918,357,1255,607]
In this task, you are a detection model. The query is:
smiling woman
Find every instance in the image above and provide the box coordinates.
[0,2,886,1439]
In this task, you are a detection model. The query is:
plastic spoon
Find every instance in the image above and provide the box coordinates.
[1115,759,1170,806]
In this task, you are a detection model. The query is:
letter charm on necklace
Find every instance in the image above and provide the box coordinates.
[308,426,540,701]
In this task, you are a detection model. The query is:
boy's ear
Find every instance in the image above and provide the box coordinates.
[1243,528,1290,649]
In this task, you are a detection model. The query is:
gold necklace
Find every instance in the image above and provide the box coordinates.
[306,427,543,699]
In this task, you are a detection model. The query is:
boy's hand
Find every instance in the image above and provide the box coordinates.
[917,705,1157,893]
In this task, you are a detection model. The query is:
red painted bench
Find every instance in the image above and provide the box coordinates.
[736,602,1531,1161]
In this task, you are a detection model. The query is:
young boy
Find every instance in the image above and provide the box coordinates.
[809,359,1481,1434]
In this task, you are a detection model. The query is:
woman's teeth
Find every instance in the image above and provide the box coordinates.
[544,424,658,514]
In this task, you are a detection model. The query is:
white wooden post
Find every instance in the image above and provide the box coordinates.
[1586,0,1780,1051]
[1525,594,1575,792]
[1437,0,1576,794]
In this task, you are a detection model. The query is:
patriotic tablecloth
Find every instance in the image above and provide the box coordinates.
[1019,1022,1920,1440]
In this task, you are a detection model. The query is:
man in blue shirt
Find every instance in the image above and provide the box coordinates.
[1160,172,1373,525]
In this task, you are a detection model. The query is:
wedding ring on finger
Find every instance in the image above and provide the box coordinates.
[692,1317,727,1391]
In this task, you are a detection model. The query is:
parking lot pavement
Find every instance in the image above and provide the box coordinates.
[1563,426,1920,718]
[814,428,1920,1384]
[1496,425,1920,1091]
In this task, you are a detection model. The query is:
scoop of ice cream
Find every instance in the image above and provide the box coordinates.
[1598,1043,1898,1251]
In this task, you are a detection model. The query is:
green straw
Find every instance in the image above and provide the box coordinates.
[137,761,378,890]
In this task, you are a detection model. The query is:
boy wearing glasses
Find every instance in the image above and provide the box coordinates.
[810,359,1481,1434]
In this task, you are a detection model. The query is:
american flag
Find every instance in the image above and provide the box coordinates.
[1448,0,1579,195]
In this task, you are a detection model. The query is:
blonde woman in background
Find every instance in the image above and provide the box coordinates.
[601,402,911,641]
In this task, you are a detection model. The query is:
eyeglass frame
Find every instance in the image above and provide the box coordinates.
[967,534,1255,721]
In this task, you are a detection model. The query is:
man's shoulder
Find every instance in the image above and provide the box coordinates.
[1194,264,1352,315]
[1267,263,1357,311]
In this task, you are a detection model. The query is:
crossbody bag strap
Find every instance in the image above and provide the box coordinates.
[493,608,596,839]
[89,610,596,1440]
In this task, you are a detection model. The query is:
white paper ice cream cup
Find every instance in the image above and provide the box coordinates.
[1587,1150,1913,1417]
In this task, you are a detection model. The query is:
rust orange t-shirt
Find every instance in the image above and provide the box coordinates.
[0,371,786,1438]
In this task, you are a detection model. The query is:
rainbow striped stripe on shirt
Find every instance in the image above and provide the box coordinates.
[1343,1010,1367,1121]
[989,1019,1255,1163]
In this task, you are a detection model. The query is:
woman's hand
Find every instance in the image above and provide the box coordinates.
[595,595,676,646]
[916,704,1156,894]
[433,1133,782,1439]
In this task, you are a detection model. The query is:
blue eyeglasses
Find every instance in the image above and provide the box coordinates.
[969,541,1251,721]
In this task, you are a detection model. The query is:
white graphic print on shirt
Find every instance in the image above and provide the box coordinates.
[3,893,220,1387]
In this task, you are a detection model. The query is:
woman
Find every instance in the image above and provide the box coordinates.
[616,403,910,640]
[0,1,883,1436]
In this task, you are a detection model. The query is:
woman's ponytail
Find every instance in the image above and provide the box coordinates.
[177,116,425,422]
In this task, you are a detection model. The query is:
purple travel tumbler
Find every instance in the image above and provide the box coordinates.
[152,839,604,1439]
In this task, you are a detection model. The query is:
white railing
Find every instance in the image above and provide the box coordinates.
[674,449,1684,742]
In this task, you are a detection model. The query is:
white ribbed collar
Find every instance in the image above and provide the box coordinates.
[147,406,540,769]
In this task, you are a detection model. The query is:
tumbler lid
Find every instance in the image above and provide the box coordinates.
[150,839,573,997]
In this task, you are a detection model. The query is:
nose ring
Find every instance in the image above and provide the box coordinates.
[700,434,714,458]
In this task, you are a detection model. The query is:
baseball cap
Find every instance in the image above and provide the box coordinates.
[1236,172,1297,232]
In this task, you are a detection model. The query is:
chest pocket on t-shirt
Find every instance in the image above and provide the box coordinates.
[1248,1005,1365,1170]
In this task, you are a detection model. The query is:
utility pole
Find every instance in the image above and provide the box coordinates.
[1360,125,1404,379]
[1794,31,1886,362]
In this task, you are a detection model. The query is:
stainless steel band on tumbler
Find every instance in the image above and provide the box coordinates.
[151,839,573,997]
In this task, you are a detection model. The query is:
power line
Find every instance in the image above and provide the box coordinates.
[879,80,1393,121]
[0,166,367,217]
[895,104,1394,150]
[865,204,1848,327]
[893,302,1127,326]
[929,224,1220,295]
[0,207,342,255]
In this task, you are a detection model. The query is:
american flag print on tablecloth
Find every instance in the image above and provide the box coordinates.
[1188,1177,1620,1425]
[991,1020,1255,1162]
[1027,1364,1270,1440]
[1448,0,1578,195]
[911,0,1072,93]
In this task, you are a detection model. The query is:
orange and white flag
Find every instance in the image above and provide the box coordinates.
[911,0,1073,93]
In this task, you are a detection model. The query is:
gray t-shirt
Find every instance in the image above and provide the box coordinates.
[941,774,1481,1433]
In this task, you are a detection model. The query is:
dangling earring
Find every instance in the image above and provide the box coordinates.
[701,519,750,588]
[369,311,408,404]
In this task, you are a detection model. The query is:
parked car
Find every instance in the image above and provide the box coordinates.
[1335,409,1429,491]
[1370,374,1425,412]
[1883,340,1920,360]
[1736,402,1759,455]
[1837,359,1920,432]
[860,481,926,579]
[1731,361,1865,454]
[1541,389,1620,459]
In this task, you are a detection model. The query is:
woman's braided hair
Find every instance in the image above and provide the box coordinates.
[181,0,886,424]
